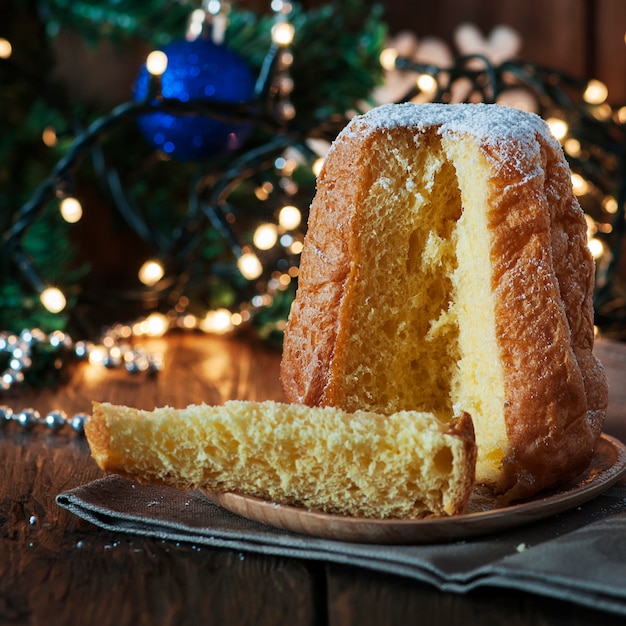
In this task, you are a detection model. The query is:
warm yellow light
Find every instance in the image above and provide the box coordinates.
[138,260,165,286]
[289,240,303,254]
[40,287,66,313]
[379,47,398,71]
[588,237,604,259]
[563,138,581,158]
[312,157,324,177]
[571,173,589,196]
[617,106,626,124]
[146,50,168,76]
[143,312,169,337]
[583,79,608,105]
[546,117,568,141]
[200,309,234,334]
[42,126,57,147]
[88,346,106,365]
[416,74,437,95]
[181,314,197,329]
[253,223,278,250]
[279,205,301,230]
[271,21,295,46]
[591,103,612,121]
[0,38,12,59]
[603,196,618,214]
[237,252,263,280]
[59,197,83,223]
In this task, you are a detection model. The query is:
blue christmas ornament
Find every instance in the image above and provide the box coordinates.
[133,38,256,161]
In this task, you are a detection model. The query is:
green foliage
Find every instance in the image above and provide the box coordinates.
[0,0,387,344]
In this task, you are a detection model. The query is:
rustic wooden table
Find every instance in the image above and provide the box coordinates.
[1,332,626,626]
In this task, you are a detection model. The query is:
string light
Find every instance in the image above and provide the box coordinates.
[200,308,233,334]
[564,138,581,158]
[40,287,67,314]
[379,48,398,71]
[272,22,295,46]
[588,238,604,259]
[237,251,263,280]
[146,51,168,76]
[42,126,57,148]
[138,260,165,286]
[603,197,618,214]
[278,205,301,230]
[312,157,325,177]
[0,38,11,59]
[253,223,278,250]
[416,74,437,96]
[187,9,207,40]
[59,196,83,223]
[141,312,169,337]
[583,79,608,105]
[546,117,568,140]
[571,173,590,196]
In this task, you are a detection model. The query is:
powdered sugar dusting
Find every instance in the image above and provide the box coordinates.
[348,103,554,142]
[328,103,561,185]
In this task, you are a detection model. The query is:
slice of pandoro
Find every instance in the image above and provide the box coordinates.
[86,400,476,518]
[281,102,608,501]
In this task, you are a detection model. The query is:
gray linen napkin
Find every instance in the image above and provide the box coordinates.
[57,475,626,615]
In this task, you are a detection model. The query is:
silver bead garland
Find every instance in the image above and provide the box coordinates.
[0,326,164,436]
[0,327,163,392]
[0,405,88,434]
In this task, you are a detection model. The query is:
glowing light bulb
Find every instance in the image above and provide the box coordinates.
[271,21,295,46]
[416,74,437,96]
[312,157,324,177]
[289,240,303,254]
[59,197,83,223]
[238,252,263,280]
[603,196,618,214]
[253,223,278,250]
[279,205,301,230]
[379,48,398,71]
[588,238,604,259]
[583,79,608,105]
[564,138,581,157]
[546,117,568,141]
[0,38,12,59]
[146,50,168,76]
[144,312,169,337]
[42,126,57,147]
[200,309,234,334]
[271,0,293,13]
[571,173,589,196]
[40,287,66,313]
[138,260,165,286]
[88,346,106,365]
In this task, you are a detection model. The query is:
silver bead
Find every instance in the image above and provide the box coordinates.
[74,341,89,358]
[70,413,88,434]
[16,408,41,430]
[45,410,67,432]
[0,405,13,426]
[49,330,72,349]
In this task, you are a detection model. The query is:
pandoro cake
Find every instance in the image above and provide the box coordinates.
[280,102,608,501]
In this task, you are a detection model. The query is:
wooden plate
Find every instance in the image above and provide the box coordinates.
[201,434,626,544]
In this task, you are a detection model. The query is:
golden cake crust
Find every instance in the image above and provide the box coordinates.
[281,103,608,501]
